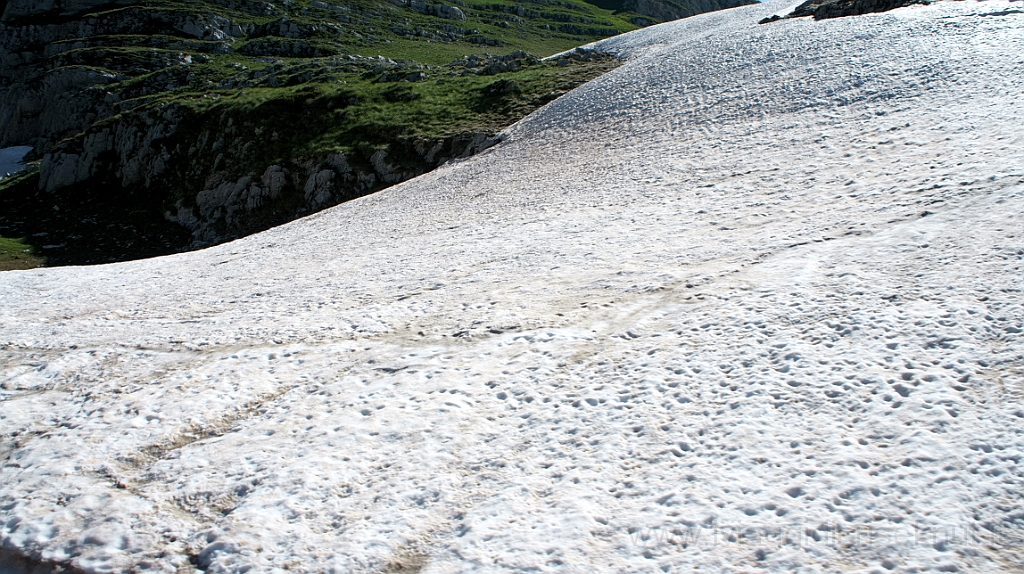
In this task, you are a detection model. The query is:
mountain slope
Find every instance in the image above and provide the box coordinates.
[1,0,1023,572]
[0,0,753,265]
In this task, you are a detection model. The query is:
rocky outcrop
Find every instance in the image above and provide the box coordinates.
[762,0,929,22]
[36,97,505,246]
[390,0,467,20]
[237,38,326,57]
[0,1,242,150]
[0,67,119,151]
[446,51,540,76]
[168,132,502,244]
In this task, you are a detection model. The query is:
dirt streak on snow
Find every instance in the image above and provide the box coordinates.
[1,1,1023,572]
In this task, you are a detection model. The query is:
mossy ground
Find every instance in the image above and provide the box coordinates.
[159,53,620,161]
[0,235,45,271]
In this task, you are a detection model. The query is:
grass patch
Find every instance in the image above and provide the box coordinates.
[141,53,619,166]
[0,236,45,271]
[359,34,602,65]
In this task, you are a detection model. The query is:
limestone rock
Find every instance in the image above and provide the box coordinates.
[767,0,930,21]
[483,79,520,97]
[405,0,466,20]
[304,169,335,208]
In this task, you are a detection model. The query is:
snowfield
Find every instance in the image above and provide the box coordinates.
[2,1,1023,571]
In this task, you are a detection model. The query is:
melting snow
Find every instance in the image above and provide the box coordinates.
[1,1,1023,572]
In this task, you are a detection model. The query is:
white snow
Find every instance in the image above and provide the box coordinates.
[2,1,1023,572]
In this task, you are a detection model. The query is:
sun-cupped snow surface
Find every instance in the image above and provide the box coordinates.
[2,1,1024,572]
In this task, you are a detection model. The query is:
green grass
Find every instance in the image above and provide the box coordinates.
[140,0,641,63]
[359,34,600,65]
[0,236,45,271]
[144,54,619,172]
[39,0,646,138]
[352,39,514,66]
